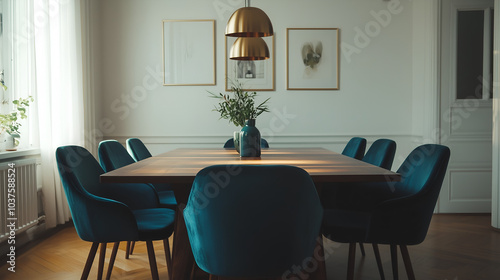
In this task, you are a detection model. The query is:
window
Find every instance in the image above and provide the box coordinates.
[0,0,12,115]
[0,0,35,150]
[456,8,494,100]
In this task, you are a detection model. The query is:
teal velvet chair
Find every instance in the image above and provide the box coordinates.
[342,137,366,160]
[362,139,396,170]
[337,138,397,275]
[99,139,177,259]
[56,146,175,280]
[125,137,175,195]
[126,137,152,161]
[184,165,323,278]
[322,144,450,280]
[223,137,269,148]
[98,140,177,210]
[332,139,398,213]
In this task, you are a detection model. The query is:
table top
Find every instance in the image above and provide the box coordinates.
[100,147,400,184]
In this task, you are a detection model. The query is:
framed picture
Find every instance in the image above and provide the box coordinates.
[286,28,340,90]
[162,20,216,86]
[225,35,275,91]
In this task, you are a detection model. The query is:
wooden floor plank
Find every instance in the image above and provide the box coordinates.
[0,214,499,279]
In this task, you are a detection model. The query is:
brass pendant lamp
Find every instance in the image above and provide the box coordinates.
[230,37,270,60]
[225,6,274,37]
[226,0,273,60]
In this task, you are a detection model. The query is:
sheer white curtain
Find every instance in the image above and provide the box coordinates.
[31,0,86,228]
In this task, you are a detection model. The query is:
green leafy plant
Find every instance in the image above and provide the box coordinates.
[209,82,270,127]
[0,96,34,138]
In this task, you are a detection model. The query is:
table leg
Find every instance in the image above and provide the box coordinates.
[170,183,212,280]
[170,203,195,280]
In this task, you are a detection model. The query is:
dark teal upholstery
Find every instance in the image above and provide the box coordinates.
[342,137,366,160]
[125,138,174,193]
[99,140,177,209]
[56,145,175,279]
[184,165,323,278]
[57,145,159,212]
[56,145,175,241]
[362,139,396,170]
[322,144,450,279]
[223,137,270,148]
[126,138,152,161]
[323,138,396,210]
[367,144,451,245]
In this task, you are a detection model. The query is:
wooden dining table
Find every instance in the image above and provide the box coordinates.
[100,147,401,280]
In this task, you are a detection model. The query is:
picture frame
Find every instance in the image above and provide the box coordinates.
[225,35,275,91]
[162,19,216,86]
[286,28,340,90]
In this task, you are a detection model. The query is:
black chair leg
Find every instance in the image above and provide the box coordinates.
[400,245,416,280]
[106,242,120,280]
[146,240,159,280]
[125,241,131,259]
[359,242,366,256]
[81,242,99,280]
[390,244,399,280]
[97,243,107,280]
[372,243,385,280]
[347,242,356,280]
[130,241,136,255]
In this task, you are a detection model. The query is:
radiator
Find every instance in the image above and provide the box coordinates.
[0,158,40,242]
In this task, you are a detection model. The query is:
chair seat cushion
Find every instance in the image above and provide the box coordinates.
[322,181,408,211]
[158,190,177,209]
[133,208,176,241]
[322,209,371,243]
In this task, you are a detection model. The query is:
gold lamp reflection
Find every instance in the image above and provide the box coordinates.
[230,37,270,60]
[225,2,274,37]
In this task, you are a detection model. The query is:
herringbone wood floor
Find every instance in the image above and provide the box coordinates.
[0,214,500,280]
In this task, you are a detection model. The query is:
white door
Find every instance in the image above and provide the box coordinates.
[439,0,494,213]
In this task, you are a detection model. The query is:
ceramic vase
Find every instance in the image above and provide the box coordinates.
[239,119,261,158]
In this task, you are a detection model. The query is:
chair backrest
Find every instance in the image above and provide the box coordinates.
[342,137,367,160]
[98,140,136,172]
[223,138,235,148]
[368,144,451,245]
[362,139,396,170]
[126,138,152,161]
[223,137,270,148]
[184,165,323,278]
[396,144,450,196]
[260,138,269,148]
[56,146,138,242]
[117,139,173,192]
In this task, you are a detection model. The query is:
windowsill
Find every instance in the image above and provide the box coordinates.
[0,148,41,161]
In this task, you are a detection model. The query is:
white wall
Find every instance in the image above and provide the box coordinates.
[91,0,419,168]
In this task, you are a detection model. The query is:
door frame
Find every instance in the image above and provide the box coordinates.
[491,0,500,228]
[421,0,499,213]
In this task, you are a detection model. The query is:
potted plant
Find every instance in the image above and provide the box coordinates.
[0,96,34,151]
[209,82,270,153]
